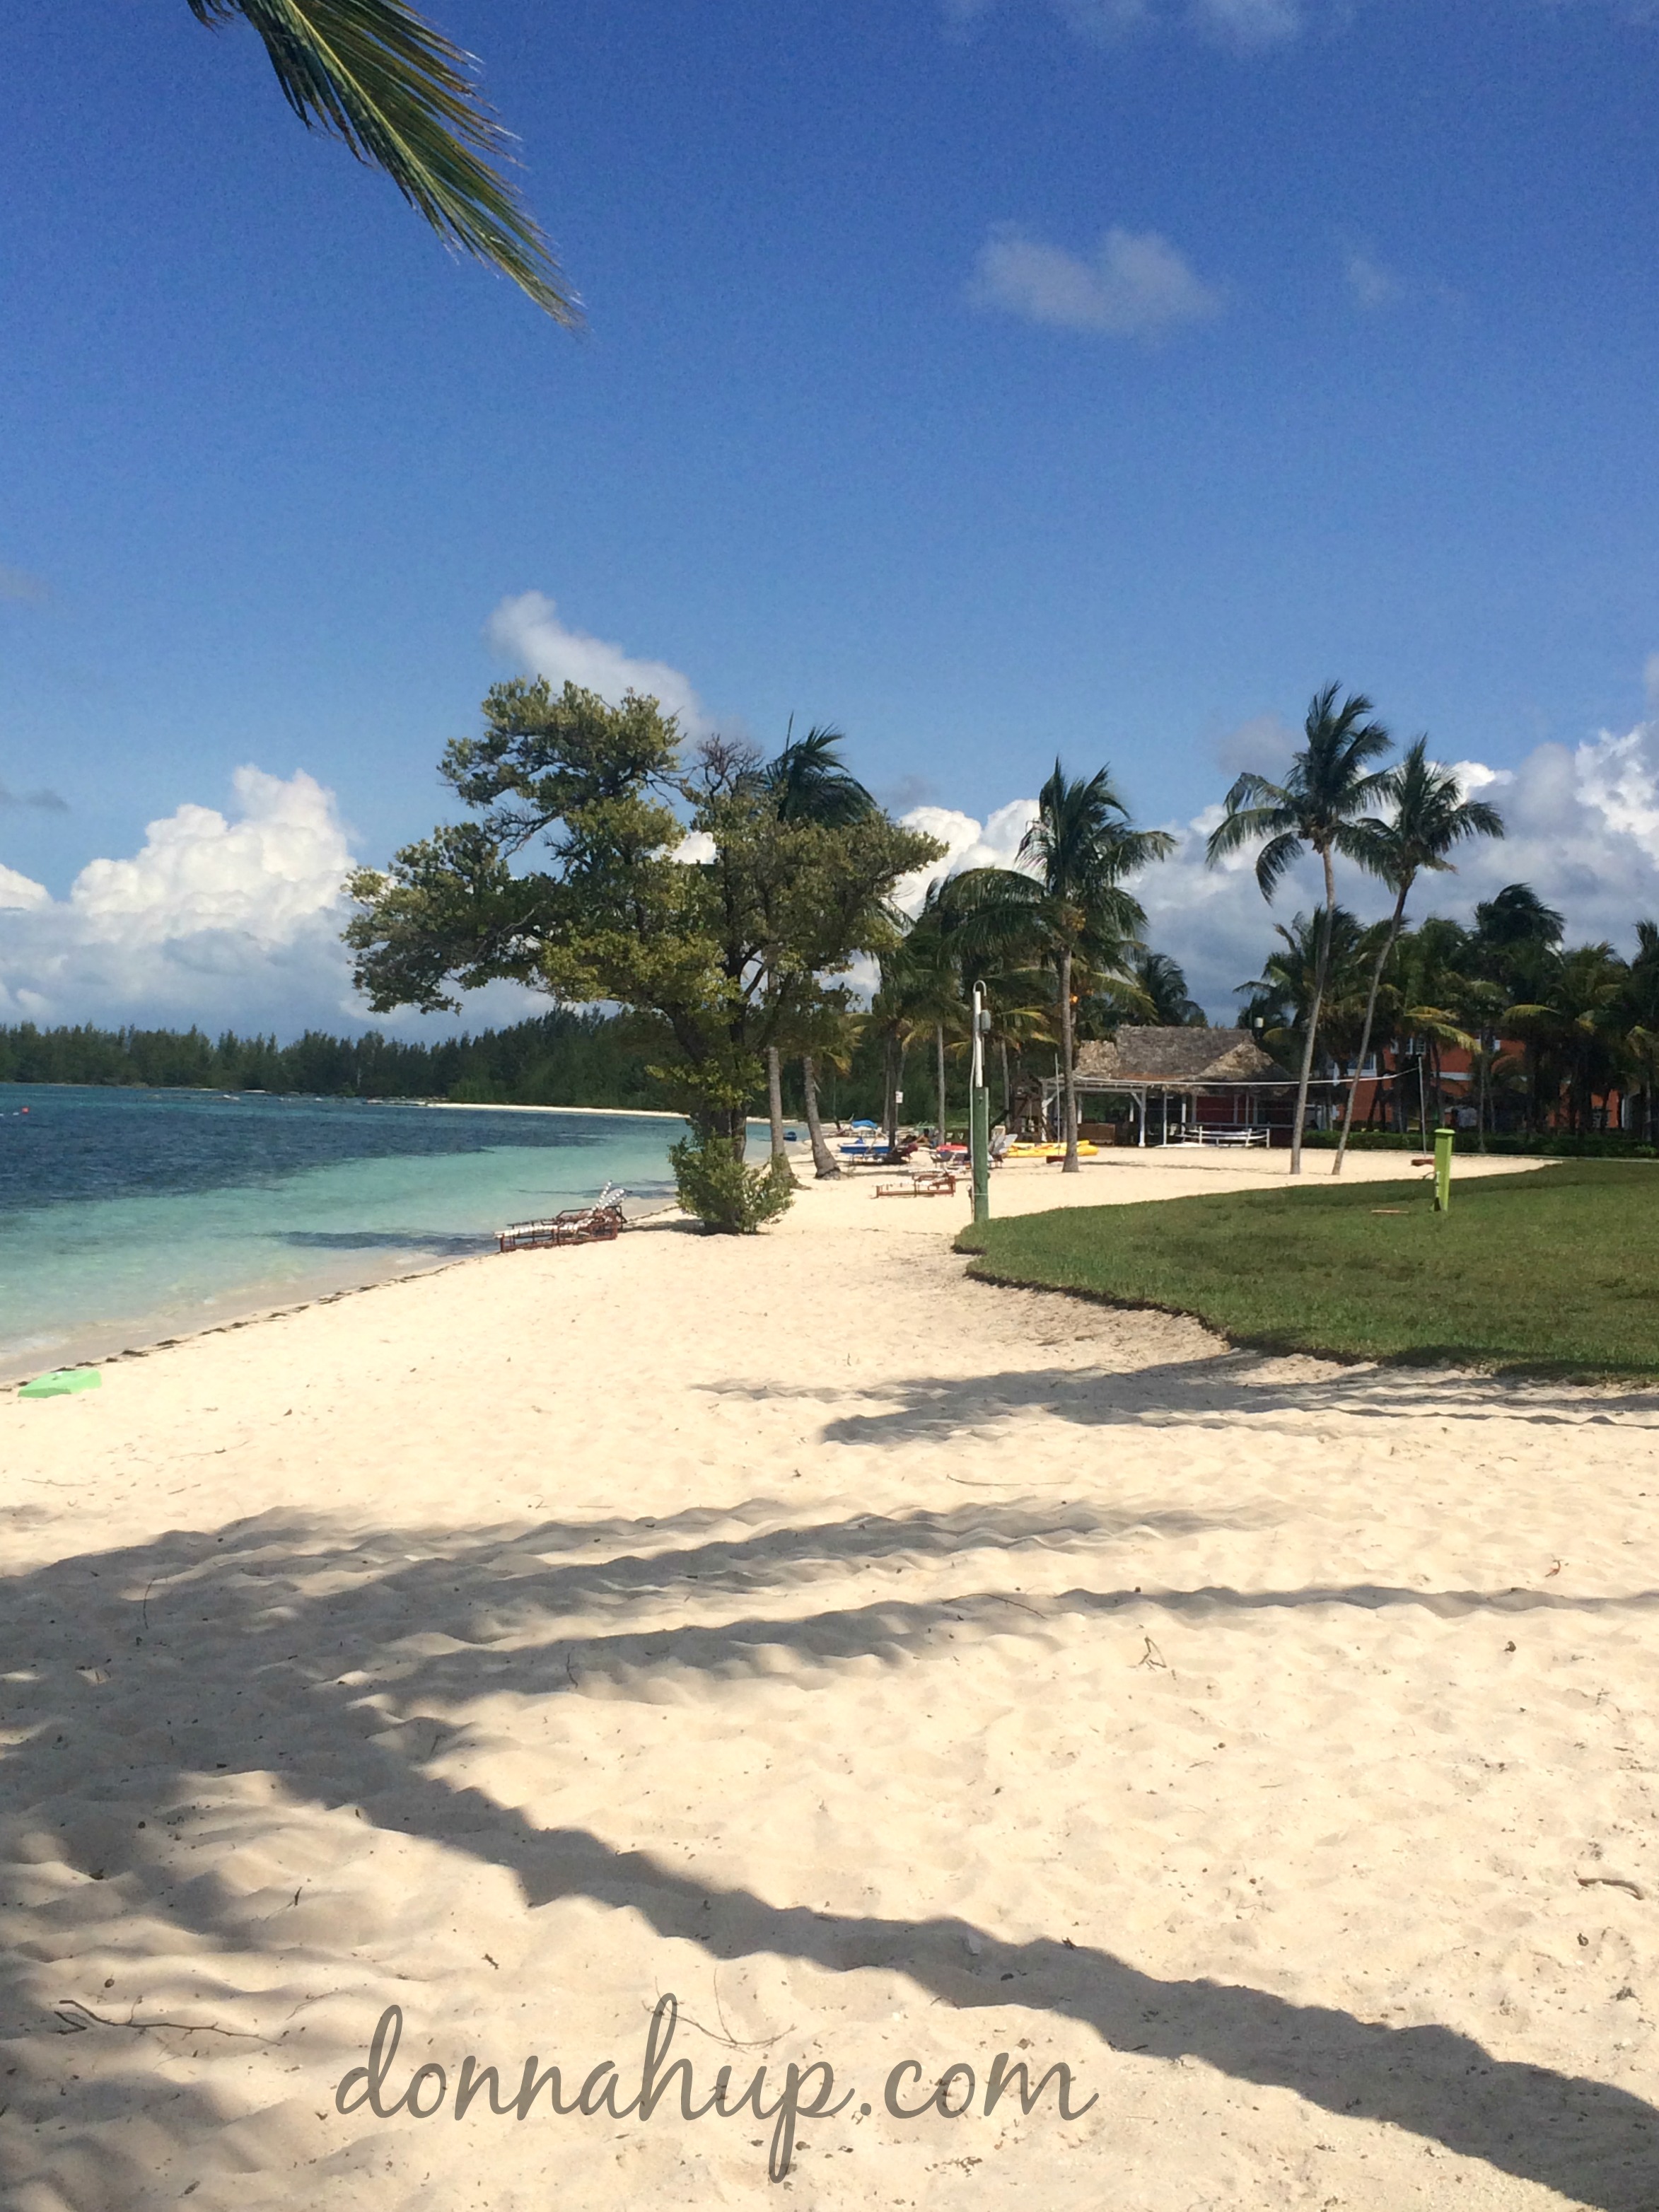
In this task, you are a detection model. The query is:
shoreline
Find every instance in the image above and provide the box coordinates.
[0,1191,687,1391]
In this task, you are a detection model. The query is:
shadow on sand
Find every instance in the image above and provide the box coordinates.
[3,1489,1657,2206]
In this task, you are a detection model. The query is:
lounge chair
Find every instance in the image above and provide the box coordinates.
[499,1183,627,1252]
[875,1169,958,1198]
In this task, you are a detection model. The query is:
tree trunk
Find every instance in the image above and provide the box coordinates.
[885,1035,900,1153]
[801,1054,839,1177]
[1290,854,1337,1175]
[1059,945,1080,1171]
[765,1044,797,1182]
[999,1038,1011,1122]
[935,1020,947,1148]
[1332,881,1409,1175]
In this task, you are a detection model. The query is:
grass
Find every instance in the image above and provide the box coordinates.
[956,1160,1659,1379]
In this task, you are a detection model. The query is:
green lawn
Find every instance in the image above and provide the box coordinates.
[957,1160,1659,1379]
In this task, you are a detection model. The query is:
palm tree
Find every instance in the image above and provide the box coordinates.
[1238,908,1373,1077]
[1206,684,1392,1172]
[1331,740,1505,1173]
[764,725,874,826]
[756,725,876,1177]
[1505,944,1629,1134]
[1619,921,1659,1142]
[944,764,1174,1170]
[187,0,576,321]
[1129,948,1207,1028]
[1469,885,1565,1133]
[868,933,958,1153]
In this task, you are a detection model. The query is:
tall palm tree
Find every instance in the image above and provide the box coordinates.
[1206,684,1392,1172]
[945,763,1173,1170]
[755,725,877,1176]
[187,0,576,321]
[1331,740,1505,1173]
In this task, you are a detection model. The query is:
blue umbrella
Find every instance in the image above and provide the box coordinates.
[850,1118,877,1129]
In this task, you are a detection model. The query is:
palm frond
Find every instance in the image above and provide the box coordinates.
[1205,801,1293,868]
[1252,830,1305,900]
[189,0,577,322]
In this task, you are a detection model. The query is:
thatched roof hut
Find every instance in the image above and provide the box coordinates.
[1073,1028,1295,1086]
[1045,1027,1325,1146]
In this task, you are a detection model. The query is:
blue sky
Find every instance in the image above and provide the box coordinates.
[3,0,1659,1026]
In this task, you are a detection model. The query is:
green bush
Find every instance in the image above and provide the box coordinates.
[670,1136,795,1234]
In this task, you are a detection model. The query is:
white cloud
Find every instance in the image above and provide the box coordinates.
[0,863,50,912]
[894,799,1040,914]
[0,767,559,1038]
[487,590,710,735]
[0,768,361,1032]
[1346,248,1404,310]
[969,224,1223,337]
[69,767,349,947]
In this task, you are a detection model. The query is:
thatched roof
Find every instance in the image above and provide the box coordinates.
[1073,1027,1296,1086]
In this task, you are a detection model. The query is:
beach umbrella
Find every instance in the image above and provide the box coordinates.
[850,1118,877,1129]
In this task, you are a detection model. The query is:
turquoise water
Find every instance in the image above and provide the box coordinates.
[0,1085,685,1381]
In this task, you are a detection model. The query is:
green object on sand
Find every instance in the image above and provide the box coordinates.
[18,1368,102,1399]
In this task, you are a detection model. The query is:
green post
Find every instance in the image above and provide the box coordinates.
[971,1080,991,1228]
[1433,1124,1453,1213]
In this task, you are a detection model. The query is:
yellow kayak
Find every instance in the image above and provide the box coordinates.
[1004,1140,1100,1160]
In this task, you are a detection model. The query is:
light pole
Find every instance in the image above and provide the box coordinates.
[970,982,991,1229]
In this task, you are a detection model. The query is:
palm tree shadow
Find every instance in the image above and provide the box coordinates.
[709,1345,1659,1452]
[4,1500,1656,2209]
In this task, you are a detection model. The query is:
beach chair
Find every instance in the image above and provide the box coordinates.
[498,1183,627,1252]
[875,1169,958,1198]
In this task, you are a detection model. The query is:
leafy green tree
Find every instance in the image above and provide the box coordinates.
[1331,740,1504,1172]
[189,0,576,320]
[1206,685,1392,1172]
[943,762,1173,1170]
[345,680,941,1229]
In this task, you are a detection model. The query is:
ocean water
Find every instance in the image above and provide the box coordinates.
[0,1085,687,1382]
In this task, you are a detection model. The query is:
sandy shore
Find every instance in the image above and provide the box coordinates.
[4,1148,1656,2211]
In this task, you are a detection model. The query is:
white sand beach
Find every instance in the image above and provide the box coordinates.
[4,1149,1656,2211]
